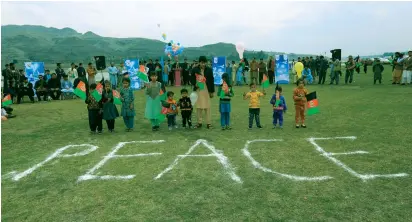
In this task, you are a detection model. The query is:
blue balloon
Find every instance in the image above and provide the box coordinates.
[177,43,180,46]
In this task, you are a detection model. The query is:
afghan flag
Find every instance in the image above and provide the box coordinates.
[196,74,206,90]
[262,74,270,89]
[112,90,122,105]
[137,71,149,83]
[92,83,103,101]
[159,88,167,101]
[220,80,229,98]
[74,81,87,100]
[306,91,319,116]
[2,94,12,106]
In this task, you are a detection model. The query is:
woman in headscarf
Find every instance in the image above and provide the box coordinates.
[190,56,215,129]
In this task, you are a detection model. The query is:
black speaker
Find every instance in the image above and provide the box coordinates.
[330,49,341,61]
[94,56,106,70]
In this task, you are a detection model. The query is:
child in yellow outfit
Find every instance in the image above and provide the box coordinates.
[243,83,266,129]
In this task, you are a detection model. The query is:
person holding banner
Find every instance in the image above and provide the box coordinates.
[191,56,215,129]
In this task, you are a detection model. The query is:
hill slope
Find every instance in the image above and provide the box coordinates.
[1,25,313,64]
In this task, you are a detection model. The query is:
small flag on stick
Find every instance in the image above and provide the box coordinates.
[112,90,122,105]
[137,71,149,83]
[1,94,12,106]
[262,74,270,89]
[92,83,103,101]
[74,81,87,100]
[196,74,206,90]
[306,91,319,116]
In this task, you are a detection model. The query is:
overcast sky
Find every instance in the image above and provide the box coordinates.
[2,1,411,56]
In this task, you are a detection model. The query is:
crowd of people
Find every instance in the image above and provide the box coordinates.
[2,51,411,127]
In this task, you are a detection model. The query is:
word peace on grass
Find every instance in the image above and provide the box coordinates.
[8,137,408,183]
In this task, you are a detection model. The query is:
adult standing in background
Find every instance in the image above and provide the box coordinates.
[317,56,329,85]
[231,61,238,85]
[258,58,267,85]
[330,59,341,85]
[401,50,412,85]
[191,56,215,129]
[172,60,182,87]
[226,61,232,85]
[2,64,10,94]
[250,58,258,84]
[108,62,119,89]
[267,56,275,84]
[392,52,403,85]
[182,58,190,86]
[146,59,155,73]
[55,63,66,82]
[345,55,356,84]
[67,63,78,84]
[118,62,127,88]
[87,63,97,85]
[311,57,318,80]
[77,63,86,79]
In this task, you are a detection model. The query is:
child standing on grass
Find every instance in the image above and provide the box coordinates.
[165,91,178,130]
[218,73,234,130]
[145,72,166,131]
[243,83,266,129]
[102,80,119,132]
[270,84,287,129]
[293,79,308,128]
[178,88,193,128]
[85,83,103,134]
[120,78,135,132]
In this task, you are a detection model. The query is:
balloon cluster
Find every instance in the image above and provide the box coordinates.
[164,40,184,58]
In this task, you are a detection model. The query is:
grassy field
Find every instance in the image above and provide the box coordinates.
[2,67,412,221]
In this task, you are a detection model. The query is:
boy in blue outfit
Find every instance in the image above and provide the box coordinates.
[270,84,287,129]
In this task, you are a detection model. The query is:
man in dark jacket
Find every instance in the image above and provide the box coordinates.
[318,56,329,84]
[48,73,61,100]
[34,75,49,101]
[55,63,66,82]
[77,63,86,78]
[190,56,215,129]
[17,77,35,104]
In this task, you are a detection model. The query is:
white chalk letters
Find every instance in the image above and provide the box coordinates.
[7,137,408,183]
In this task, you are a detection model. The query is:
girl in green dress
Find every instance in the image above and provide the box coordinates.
[120,78,135,132]
[102,80,119,132]
[144,72,166,131]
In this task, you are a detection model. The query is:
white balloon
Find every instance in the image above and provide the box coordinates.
[235,42,245,59]
[190,91,198,106]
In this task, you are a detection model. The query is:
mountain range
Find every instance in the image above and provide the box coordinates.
[1,25,393,67]
[1,25,321,67]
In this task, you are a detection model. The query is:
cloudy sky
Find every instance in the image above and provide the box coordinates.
[1,0,411,56]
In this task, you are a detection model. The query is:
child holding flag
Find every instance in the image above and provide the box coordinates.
[270,84,287,129]
[102,80,119,133]
[120,78,135,132]
[145,72,166,131]
[217,73,234,130]
[243,83,266,129]
[85,83,103,134]
[293,79,308,128]
[165,91,178,130]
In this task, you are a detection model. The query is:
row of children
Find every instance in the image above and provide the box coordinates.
[85,71,310,134]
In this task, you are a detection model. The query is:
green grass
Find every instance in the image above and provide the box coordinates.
[2,66,412,221]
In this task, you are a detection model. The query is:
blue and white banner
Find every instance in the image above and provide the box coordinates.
[124,59,140,90]
[212,56,226,85]
[275,55,289,84]
[24,62,45,86]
